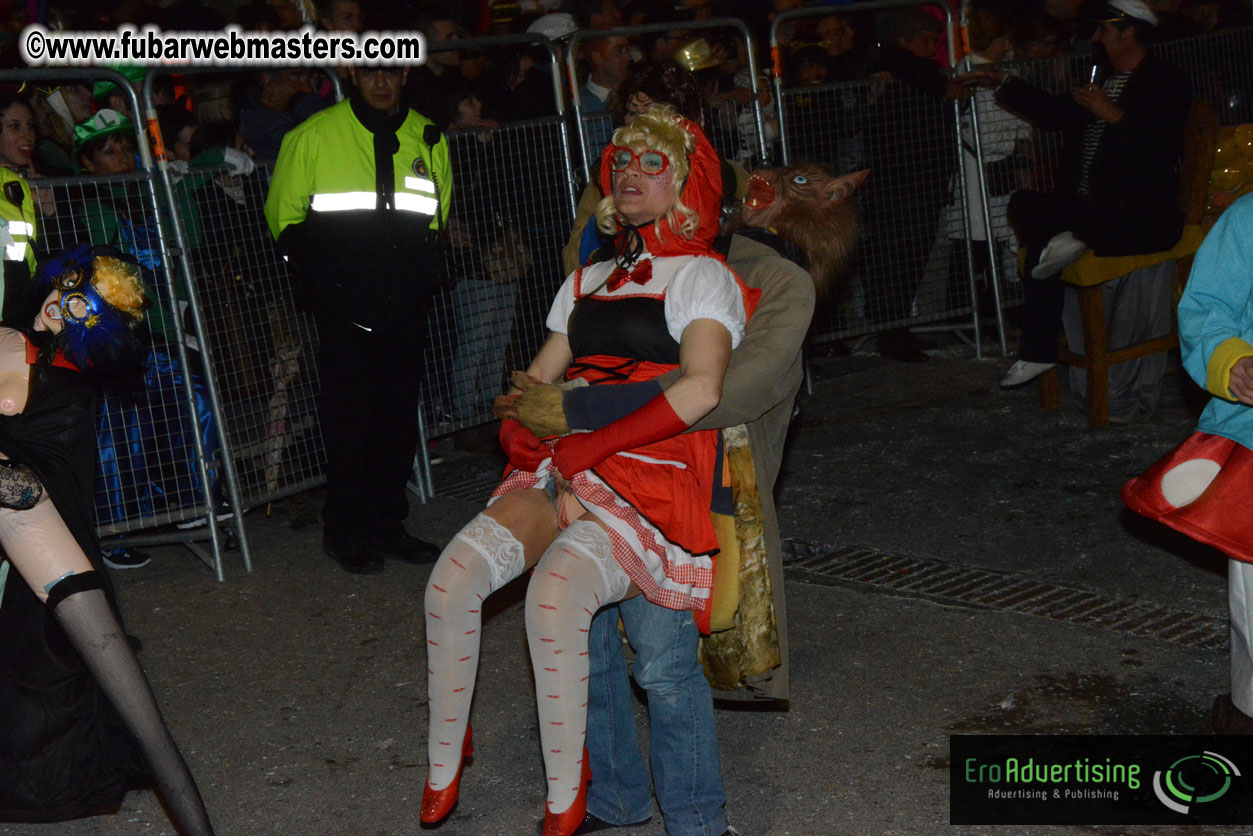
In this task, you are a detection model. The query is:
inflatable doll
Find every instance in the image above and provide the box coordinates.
[0,246,215,835]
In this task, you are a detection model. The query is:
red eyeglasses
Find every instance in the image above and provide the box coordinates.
[608,146,671,176]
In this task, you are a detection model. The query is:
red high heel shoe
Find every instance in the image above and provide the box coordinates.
[540,747,591,836]
[420,724,474,824]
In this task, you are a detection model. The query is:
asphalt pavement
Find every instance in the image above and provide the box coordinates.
[0,337,1238,836]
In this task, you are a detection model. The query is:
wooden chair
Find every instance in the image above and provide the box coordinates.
[1036,99,1219,427]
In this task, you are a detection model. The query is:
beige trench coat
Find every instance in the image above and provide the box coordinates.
[563,180,813,703]
[566,208,811,701]
[687,235,813,703]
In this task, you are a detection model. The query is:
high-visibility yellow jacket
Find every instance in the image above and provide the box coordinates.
[0,167,38,320]
[264,97,451,330]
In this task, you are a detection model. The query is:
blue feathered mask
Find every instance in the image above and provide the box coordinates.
[34,245,151,367]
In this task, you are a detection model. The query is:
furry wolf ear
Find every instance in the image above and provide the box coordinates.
[823,170,870,206]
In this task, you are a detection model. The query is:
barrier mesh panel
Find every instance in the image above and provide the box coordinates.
[1156,26,1253,126]
[422,118,575,436]
[579,111,615,181]
[176,162,325,510]
[780,78,964,341]
[33,174,218,533]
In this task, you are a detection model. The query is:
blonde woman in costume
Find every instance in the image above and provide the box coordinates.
[421,106,756,836]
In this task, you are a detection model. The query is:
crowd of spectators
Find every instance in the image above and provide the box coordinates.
[0,0,1245,549]
[0,0,1249,392]
[1,0,1249,176]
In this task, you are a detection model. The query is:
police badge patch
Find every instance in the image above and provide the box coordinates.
[412,157,428,178]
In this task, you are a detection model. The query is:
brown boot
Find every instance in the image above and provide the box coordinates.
[1212,694,1253,734]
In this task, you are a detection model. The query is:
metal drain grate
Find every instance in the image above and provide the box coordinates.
[784,544,1227,651]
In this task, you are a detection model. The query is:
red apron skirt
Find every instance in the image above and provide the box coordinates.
[493,356,720,624]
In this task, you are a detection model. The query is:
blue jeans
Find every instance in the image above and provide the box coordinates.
[586,596,728,836]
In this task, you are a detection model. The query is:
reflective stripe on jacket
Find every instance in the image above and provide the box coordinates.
[263,99,452,329]
[0,169,37,271]
[264,99,451,239]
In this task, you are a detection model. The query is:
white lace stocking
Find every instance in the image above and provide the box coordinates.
[526,519,631,814]
[424,514,526,790]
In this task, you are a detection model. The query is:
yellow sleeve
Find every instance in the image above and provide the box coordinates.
[21,179,37,272]
[1206,336,1253,399]
[263,126,313,240]
[431,131,452,231]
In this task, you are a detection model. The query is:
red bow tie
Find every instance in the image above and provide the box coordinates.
[604,259,653,293]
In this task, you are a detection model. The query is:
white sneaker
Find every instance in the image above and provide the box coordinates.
[1031,231,1088,279]
[1000,360,1057,388]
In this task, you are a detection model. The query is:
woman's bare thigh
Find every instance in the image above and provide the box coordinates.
[0,499,91,602]
[482,488,561,566]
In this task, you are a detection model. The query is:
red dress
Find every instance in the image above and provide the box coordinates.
[493,252,756,626]
[494,115,761,630]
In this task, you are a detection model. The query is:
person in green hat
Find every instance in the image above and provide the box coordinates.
[72,109,163,275]
[72,110,168,333]
[74,108,135,175]
[91,65,149,118]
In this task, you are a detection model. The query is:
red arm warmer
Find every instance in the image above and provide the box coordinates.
[552,393,688,479]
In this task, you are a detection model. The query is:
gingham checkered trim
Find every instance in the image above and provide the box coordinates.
[490,458,712,613]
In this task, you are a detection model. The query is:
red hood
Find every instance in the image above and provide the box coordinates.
[599,117,724,260]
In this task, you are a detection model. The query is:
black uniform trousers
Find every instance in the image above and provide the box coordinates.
[317,313,428,537]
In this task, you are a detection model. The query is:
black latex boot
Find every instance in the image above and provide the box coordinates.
[49,574,215,836]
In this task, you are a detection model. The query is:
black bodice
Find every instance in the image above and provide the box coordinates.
[567,296,680,365]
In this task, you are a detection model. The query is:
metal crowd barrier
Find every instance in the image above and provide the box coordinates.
[568,19,770,183]
[139,66,346,575]
[423,119,579,439]
[769,6,1253,358]
[8,20,1247,551]
[1154,25,1253,125]
[419,34,580,456]
[160,158,327,518]
[1,67,238,579]
[771,2,983,353]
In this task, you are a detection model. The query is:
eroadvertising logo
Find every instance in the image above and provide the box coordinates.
[1153,751,1241,814]
[950,736,1253,825]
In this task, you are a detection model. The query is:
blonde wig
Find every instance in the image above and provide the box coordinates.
[91,255,150,321]
[595,105,699,243]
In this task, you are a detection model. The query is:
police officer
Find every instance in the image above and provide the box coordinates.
[265,65,451,574]
[0,166,37,321]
